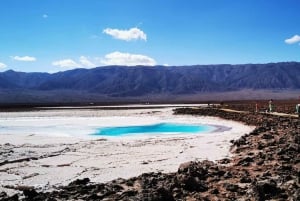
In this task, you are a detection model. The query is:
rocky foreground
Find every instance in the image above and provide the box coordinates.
[1,107,299,201]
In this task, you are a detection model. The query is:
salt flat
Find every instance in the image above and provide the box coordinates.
[0,107,254,195]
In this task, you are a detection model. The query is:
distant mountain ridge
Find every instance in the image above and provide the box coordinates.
[1,62,300,104]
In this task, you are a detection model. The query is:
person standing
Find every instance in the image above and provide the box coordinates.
[296,103,300,118]
[255,102,258,113]
[296,104,299,114]
[269,99,273,113]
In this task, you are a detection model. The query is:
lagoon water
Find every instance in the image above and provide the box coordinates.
[0,105,219,139]
[94,123,215,136]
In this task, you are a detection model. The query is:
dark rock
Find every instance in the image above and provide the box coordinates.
[177,174,208,192]
[249,130,259,136]
[240,176,252,183]
[262,133,274,139]
[286,144,299,152]
[1,194,18,201]
[210,188,219,194]
[111,184,124,192]
[292,188,300,200]
[294,134,300,144]
[117,190,138,200]
[126,179,134,186]
[215,169,226,177]
[218,158,231,164]
[234,136,247,146]
[224,183,239,192]
[172,187,183,199]
[237,156,254,166]
[0,192,7,198]
[177,161,208,180]
[278,137,286,144]
[278,164,293,171]
[280,154,291,161]
[69,178,90,186]
[257,143,265,150]
[87,193,101,200]
[256,159,264,165]
[253,180,282,200]
[140,187,175,201]
[23,188,38,199]
[262,171,272,177]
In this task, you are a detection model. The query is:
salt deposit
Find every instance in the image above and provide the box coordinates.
[0,106,254,194]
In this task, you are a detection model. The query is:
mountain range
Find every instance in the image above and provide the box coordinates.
[1,62,300,105]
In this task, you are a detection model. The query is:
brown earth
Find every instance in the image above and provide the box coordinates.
[222,99,300,114]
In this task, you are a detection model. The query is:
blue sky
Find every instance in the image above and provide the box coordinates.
[0,0,300,72]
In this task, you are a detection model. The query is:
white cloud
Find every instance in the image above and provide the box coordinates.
[79,56,95,67]
[285,35,300,44]
[12,56,36,61]
[43,14,48,18]
[52,52,156,69]
[52,57,96,69]
[103,27,147,41]
[0,62,7,69]
[52,59,81,68]
[101,51,156,66]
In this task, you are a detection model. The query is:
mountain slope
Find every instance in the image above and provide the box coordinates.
[1,62,300,103]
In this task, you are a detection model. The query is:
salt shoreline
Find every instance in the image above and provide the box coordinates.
[0,107,254,195]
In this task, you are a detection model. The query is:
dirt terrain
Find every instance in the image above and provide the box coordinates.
[222,99,300,114]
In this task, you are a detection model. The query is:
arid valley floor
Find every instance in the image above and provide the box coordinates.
[0,102,299,200]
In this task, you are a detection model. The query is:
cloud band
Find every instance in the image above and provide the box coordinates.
[285,35,300,44]
[103,27,147,41]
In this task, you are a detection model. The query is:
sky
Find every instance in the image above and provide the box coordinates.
[0,0,300,72]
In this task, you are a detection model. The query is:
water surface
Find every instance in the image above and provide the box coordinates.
[94,123,215,136]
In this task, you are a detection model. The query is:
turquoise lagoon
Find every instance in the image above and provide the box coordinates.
[93,123,216,137]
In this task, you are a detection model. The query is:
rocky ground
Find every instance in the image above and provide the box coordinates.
[1,106,299,200]
[222,100,299,114]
